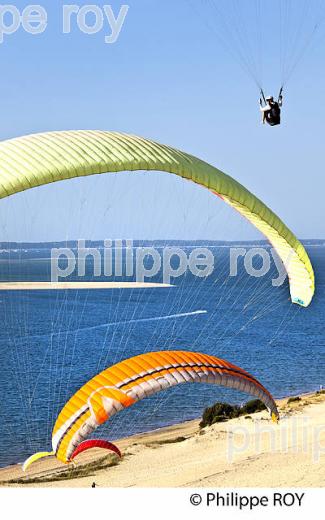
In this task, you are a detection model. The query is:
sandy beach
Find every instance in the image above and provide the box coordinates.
[0,392,324,488]
[0,282,172,290]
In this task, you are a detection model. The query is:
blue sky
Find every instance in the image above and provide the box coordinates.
[0,0,324,241]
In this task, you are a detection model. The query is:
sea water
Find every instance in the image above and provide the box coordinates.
[0,241,323,467]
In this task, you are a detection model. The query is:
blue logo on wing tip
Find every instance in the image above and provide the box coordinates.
[293,297,305,306]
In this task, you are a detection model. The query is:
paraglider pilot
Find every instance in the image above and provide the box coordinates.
[260,89,283,126]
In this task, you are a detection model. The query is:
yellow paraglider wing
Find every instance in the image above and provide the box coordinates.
[22,451,55,472]
[0,130,314,306]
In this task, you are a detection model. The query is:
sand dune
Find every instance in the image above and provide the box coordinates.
[1,392,324,488]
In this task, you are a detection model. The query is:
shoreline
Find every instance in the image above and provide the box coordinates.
[1,391,324,487]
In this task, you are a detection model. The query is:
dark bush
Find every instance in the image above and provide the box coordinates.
[287,396,301,404]
[200,399,267,428]
[241,399,267,414]
[200,402,241,428]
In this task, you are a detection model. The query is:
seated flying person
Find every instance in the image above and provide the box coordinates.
[260,93,283,126]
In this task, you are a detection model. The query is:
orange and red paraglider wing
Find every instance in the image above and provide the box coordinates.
[52,350,279,464]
